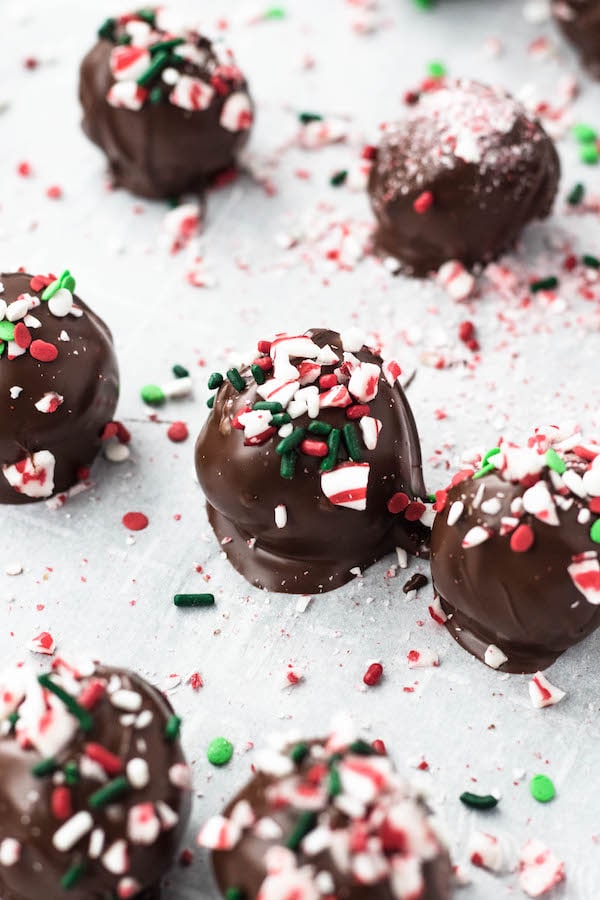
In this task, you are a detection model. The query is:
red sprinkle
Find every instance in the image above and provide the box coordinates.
[458,320,475,342]
[85,742,123,775]
[167,421,189,443]
[590,498,600,514]
[361,144,377,160]
[346,404,370,420]
[30,340,58,362]
[510,523,535,553]
[78,679,105,710]
[404,501,426,522]
[371,739,387,755]
[51,786,72,821]
[29,273,55,292]
[46,185,62,200]
[363,662,383,687]
[122,512,149,531]
[387,492,410,514]
[257,339,272,354]
[300,438,328,458]
[413,190,434,214]
[14,322,32,349]
[252,356,273,372]
[17,161,32,177]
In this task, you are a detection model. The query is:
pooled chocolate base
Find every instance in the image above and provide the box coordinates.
[553,1,600,78]
[0,272,119,505]
[368,80,560,276]
[431,468,600,674]
[0,663,191,900]
[195,328,429,595]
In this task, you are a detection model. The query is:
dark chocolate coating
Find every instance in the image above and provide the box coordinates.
[0,272,119,505]
[0,663,191,899]
[79,15,252,199]
[431,471,600,673]
[195,328,428,594]
[211,740,452,900]
[553,0,600,77]
[368,80,560,276]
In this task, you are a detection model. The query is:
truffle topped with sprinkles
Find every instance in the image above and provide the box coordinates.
[368,79,560,276]
[553,1,600,77]
[195,328,430,594]
[0,271,119,505]
[79,7,254,199]
[198,719,452,900]
[431,424,600,673]
[0,657,191,899]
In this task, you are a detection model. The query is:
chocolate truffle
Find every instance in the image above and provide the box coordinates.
[0,657,192,899]
[198,725,453,900]
[80,8,254,199]
[368,79,560,276]
[431,425,600,673]
[552,1,600,77]
[0,271,119,505]
[195,328,430,594]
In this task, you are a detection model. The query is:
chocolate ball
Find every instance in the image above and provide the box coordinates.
[195,328,430,594]
[198,729,452,900]
[79,8,254,199]
[368,79,560,276]
[0,271,119,505]
[552,1,600,77]
[431,427,600,673]
[0,658,192,899]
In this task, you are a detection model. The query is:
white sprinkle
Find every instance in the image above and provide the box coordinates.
[110,689,142,712]
[53,811,93,852]
[5,562,23,576]
[9,386,22,399]
[480,497,502,516]
[135,709,154,730]
[0,837,21,866]
[88,828,105,859]
[104,442,130,463]
[396,547,408,569]
[274,504,287,529]
[48,288,73,317]
[126,757,150,789]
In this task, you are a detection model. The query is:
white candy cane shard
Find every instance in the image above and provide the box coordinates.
[3,450,55,499]
[107,81,147,111]
[522,481,560,526]
[34,392,63,414]
[340,326,366,352]
[274,504,287,529]
[102,839,129,875]
[256,378,298,407]
[110,45,151,81]
[447,500,464,527]
[321,463,370,511]
[169,75,215,111]
[568,554,600,605]
[359,416,382,450]
[382,359,402,386]
[436,260,475,301]
[484,644,508,669]
[518,839,565,897]
[468,831,504,872]
[407,649,439,669]
[319,385,352,408]
[220,92,253,131]
[0,838,21,866]
[197,815,241,850]
[529,672,566,709]
[348,361,380,402]
[461,526,491,549]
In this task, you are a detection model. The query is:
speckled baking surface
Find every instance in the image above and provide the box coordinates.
[1,0,600,896]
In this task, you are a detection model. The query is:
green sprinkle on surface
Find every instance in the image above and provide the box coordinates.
[207,736,234,766]
[330,170,348,187]
[290,742,309,765]
[583,254,600,269]
[165,714,182,742]
[530,276,558,293]
[567,183,585,205]
[580,143,599,165]
[174,593,215,608]
[590,519,600,544]
[573,123,597,144]
[173,364,190,379]
[427,60,446,78]
[141,384,165,405]
[530,774,556,803]
[460,791,499,810]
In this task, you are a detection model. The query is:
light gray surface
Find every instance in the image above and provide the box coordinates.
[1,0,600,896]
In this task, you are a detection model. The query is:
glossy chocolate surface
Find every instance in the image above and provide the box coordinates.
[195,328,429,594]
[0,661,191,899]
[368,80,560,276]
[79,9,253,199]
[0,272,119,505]
[431,431,600,673]
[553,0,600,77]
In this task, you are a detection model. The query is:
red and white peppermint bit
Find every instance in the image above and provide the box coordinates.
[110,45,151,81]
[428,594,447,625]
[117,878,143,899]
[529,671,566,709]
[522,480,559,527]
[568,553,600,605]
[468,831,504,872]
[436,260,475,301]
[319,384,352,408]
[170,75,215,111]
[197,815,241,850]
[220,91,253,131]
[28,631,56,656]
[2,450,55,499]
[107,81,148,110]
[163,203,201,254]
[102,839,129,875]
[0,838,21,866]
[321,463,370,511]
[518,839,565,897]
[461,525,491,549]
[348,361,380,402]
[407,649,439,669]
[127,804,161,845]
[359,416,382,451]
[483,644,508,669]
[34,392,64,414]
